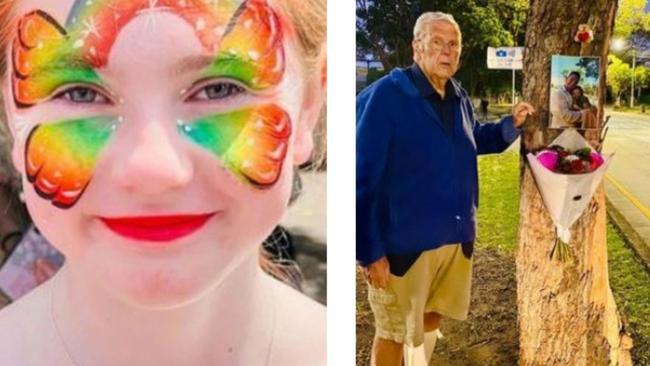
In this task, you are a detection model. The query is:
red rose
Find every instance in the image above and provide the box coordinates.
[570,159,584,173]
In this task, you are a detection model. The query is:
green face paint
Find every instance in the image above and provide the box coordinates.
[25,116,119,208]
[178,104,291,187]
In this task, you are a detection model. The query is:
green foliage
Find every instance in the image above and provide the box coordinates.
[356,0,420,70]
[366,68,388,85]
[614,0,650,38]
[356,0,528,95]
[575,57,600,80]
[635,65,650,88]
[608,54,633,100]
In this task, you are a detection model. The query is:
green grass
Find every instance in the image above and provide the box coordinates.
[607,103,650,115]
[477,152,520,253]
[608,224,650,364]
[477,151,650,362]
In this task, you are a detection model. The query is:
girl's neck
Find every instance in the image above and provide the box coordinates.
[51,253,274,366]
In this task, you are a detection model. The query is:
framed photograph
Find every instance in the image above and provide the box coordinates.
[549,55,600,129]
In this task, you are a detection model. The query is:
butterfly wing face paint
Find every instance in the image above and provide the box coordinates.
[179,0,291,189]
[12,10,101,107]
[64,0,236,66]
[179,105,291,187]
[207,0,285,89]
[14,0,291,209]
[25,117,119,208]
[12,0,245,107]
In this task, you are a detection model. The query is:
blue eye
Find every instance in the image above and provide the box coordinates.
[55,86,111,104]
[188,82,246,101]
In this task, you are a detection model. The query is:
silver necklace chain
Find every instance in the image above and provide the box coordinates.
[49,271,277,366]
[49,271,78,366]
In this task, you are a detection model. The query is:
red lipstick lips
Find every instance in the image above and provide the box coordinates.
[100,213,216,243]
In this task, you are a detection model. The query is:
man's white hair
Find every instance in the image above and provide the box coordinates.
[413,12,462,43]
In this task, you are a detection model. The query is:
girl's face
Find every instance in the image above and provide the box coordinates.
[572,88,583,98]
[2,0,323,308]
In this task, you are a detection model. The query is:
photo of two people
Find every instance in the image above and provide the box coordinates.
[550,55,600,129]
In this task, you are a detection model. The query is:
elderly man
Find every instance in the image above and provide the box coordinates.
[356,12,535,366]
[550,71,585,128]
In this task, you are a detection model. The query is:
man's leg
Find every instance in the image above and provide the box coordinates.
[423,312,441,332]
[368,252,432,366]
[371,337,403,366]
[402,312,442,366]
[422,312,442,361]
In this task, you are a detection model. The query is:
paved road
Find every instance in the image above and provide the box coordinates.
[602,111,650,245]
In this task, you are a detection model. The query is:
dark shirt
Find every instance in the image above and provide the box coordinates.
[405,63,460,135]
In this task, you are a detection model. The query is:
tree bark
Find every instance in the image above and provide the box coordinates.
[517,0,633,365]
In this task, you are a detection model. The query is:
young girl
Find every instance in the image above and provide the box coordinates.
[571,86,591,111]
[0,0,326,365]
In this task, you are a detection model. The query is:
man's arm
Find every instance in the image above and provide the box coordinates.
[356,89,392,267]
[551,89,582,126]
[471,100,535,154]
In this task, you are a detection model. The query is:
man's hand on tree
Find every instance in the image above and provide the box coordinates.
[512,102,536,127]
[363,256,390,289]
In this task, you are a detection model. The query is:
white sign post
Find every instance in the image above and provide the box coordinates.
[487,47,524,106]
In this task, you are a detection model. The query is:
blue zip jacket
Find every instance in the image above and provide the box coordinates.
[356,67,520,266]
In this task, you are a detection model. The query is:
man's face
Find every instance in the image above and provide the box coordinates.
[565,74,580,91]
[413,20,461,82]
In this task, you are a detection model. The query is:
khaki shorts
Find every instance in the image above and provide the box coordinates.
[367,243,472,346]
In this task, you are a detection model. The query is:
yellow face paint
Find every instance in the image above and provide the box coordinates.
[15,0,290,208]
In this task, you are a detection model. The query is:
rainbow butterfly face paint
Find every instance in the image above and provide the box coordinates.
[178,104,291,188]
[25,117,119,208]
[12,0,284,107]
[13,0,290,208]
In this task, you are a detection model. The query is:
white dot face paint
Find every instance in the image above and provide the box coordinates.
[5,0,312,309]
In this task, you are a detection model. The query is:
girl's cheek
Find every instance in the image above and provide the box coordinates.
[177,104,291,189]
[23,116,120,209]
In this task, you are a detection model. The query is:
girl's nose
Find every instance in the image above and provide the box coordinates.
[111,119,193,196]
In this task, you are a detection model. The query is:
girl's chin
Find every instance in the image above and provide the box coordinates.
[108,275,221,309]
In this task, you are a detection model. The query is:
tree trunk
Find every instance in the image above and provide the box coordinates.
[517,0,633,365]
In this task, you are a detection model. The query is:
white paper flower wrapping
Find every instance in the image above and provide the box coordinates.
[526,129,613,243]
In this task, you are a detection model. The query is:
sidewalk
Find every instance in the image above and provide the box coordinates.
[606,179,650,268]
[601,111,650,267]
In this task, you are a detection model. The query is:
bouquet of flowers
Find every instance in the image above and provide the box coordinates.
[526,129,613,261]
[536,146,605,175]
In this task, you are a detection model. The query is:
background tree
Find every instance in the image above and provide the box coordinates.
[356,0,528,96]
[607,54,632,106]
[613,0,650,39]
[633,64,650,99]
[517,0,633,365]
[356,0,419,71]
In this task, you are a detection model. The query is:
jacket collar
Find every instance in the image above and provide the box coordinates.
[409,63,461,100]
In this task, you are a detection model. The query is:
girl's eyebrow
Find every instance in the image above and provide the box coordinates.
[170,55,215,77]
